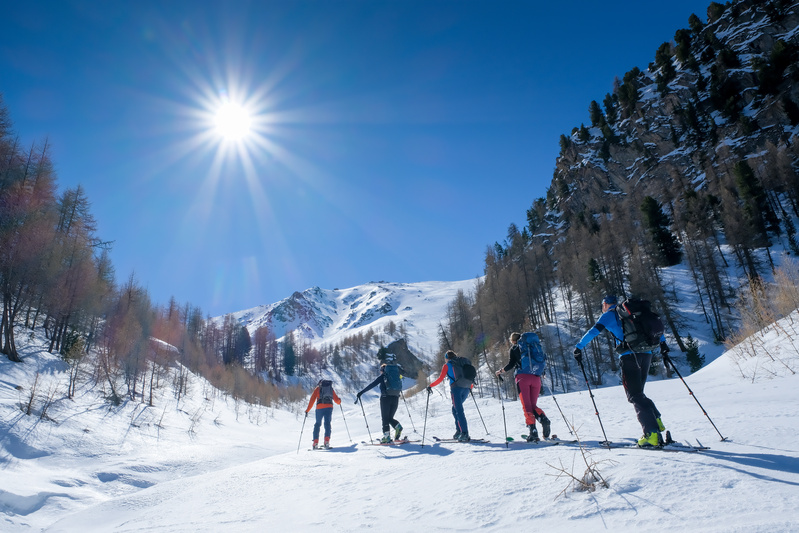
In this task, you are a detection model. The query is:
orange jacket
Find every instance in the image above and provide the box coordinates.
[429,363,450,388]
[305,386,342,413]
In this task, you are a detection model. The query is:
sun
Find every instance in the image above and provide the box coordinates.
[214,102,252,141]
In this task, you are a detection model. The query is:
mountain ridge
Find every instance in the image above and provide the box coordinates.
[216,279,479,360]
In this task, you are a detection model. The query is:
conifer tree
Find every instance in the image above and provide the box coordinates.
[588,100,602,127]
[640,196,682,266]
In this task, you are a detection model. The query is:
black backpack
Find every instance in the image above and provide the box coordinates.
[450,356,477,388]
[615,298,665,353]
[318,380,334,404]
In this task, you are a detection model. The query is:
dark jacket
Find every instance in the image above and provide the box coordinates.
[502,344,522,373]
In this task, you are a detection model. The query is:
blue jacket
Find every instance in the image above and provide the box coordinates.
[576,305,666,357]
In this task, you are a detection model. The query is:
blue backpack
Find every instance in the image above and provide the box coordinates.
[383,364,403,396]
[517,332,546,376]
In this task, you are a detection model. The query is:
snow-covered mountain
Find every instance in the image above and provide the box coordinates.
[217,279,479,357]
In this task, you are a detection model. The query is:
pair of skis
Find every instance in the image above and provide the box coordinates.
[602,430,710,452]
[510,435,576,446]
[600,439,710,453]
[431,436,489,444]
[362,436,420,446]
[513,432,709,453]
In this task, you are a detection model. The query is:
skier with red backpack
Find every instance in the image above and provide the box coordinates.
[496,332,551,442]
[427,350,476,442]
[305,379,342,449]
[573,294,670,447]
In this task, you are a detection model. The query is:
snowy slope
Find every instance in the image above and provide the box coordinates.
[2,310,799,532]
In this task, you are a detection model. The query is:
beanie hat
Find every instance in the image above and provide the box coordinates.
[603,294,618,305]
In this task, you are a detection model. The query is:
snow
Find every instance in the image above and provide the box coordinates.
[2,308,799,532]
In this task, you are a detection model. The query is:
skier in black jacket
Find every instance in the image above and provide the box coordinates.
[356,354,404,443]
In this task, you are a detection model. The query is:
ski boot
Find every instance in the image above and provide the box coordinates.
[458,432,471,442]
[381,432,392,444]
[656,417,666,432]
[637,431,662,447]
[324,438,331,449]
[453,430,462,440]
[394,423,403,441]
[312,439,319,450]
[526,425,539,442]
[537,413,551,439]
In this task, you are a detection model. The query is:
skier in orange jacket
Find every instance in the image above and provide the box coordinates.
[305,379,341,449]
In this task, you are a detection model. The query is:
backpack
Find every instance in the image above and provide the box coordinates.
[318,380,334,404]
[450,356,477,388]
[517,332,546,376]
[383,364,403,396]
[614,298,665,353]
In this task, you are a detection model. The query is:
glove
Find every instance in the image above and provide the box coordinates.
[354,392,362,404]
[573,347,583,364]
[426,385,432,394]
[660,342,671,365]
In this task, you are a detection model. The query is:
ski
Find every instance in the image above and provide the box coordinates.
[517,436,577,446]
[362,438,419,446]
[432,436,489,443]
[601,440,709,452]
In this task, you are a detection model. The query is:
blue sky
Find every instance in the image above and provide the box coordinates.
[3,1,711,317]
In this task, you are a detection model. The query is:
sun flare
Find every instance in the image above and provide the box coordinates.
[214,102,252,141]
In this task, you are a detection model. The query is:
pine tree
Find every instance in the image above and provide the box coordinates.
[685,335,705,372]
[733,160,780,242]
[282,333,296,376]
[603,93,617,124]
[640,196,682,266]
[578,124,590,142]
[674,29,692,64]
[589,100,603,127]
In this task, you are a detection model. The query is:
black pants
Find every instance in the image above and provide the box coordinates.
[620,352,661,435]
[380,395,400,433]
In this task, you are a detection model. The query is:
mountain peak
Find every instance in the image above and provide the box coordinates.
[218,279,478,357]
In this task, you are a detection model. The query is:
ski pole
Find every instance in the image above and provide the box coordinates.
[422,388,431,447]
[664,356,726,441]
[497,375,509,447]
[400,390,417,432]
[543,381,573,436]
[297,411,308,454]
[544,353,573,436]
[577,358,610,449]
[339,403,352,443]
[470,389,489,435]
[357,397,374,444]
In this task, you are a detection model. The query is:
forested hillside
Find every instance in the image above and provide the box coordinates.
[443,0,799,391]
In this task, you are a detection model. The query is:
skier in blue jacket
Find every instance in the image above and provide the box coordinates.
[573,295,669,447]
